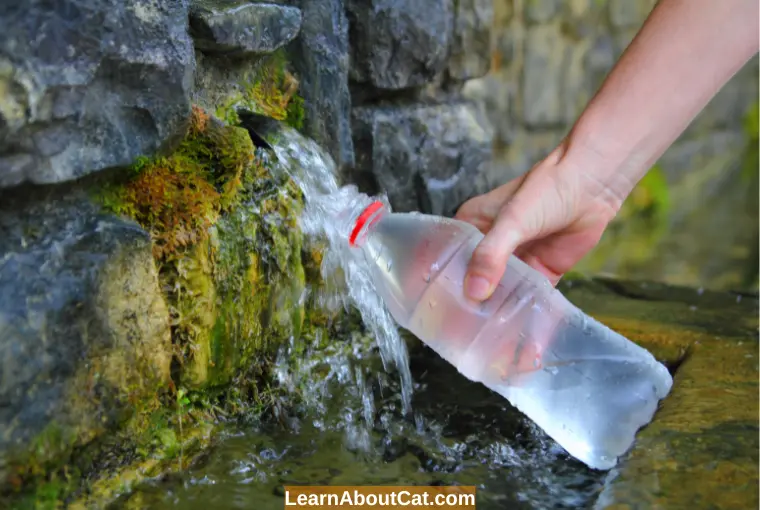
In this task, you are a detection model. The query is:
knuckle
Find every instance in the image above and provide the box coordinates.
[471,244,504,274]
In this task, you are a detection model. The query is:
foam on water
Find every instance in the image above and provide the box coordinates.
[268,129,413,415]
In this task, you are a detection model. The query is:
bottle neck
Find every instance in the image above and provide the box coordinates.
[348,200,387,248]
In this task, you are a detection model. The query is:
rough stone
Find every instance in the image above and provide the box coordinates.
[189,1,302,56]
[608,0,656,29]
[584,33,616,95]
[351,101,495,217]
[559,278,759,510]
[346,0,453,90]
[0,0,196,189]
[287,0,355,173]
[462,73,518,146]
[0,187,172,486]
[522,24,566,127]
[525,0,559,24]
[448,0,493,81]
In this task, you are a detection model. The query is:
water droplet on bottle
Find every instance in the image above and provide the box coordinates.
[431,262,440,272]
[533,356,540,368]
[429,299,437,309]
[544,365,559,375]
[423,273,431,283]
[386,260,393,271]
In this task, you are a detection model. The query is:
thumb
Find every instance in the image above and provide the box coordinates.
[463,183,546,302]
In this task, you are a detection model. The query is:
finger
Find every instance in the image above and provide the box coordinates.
[462,204,524,301]
[513,249,563,286]
[463,175,551,301]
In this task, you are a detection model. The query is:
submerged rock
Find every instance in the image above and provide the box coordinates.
[351,101,495,217]
[0,0,195,189]
[0,186,172,488]
[190,1,303,56]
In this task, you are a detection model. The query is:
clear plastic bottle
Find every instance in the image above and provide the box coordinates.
[347,200,673,470]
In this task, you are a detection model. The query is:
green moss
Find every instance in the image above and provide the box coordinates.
[19,95,322,509]
[215,50,306,131]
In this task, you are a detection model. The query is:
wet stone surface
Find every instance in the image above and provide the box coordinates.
[111,277,758,509]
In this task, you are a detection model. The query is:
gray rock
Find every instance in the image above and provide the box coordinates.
[0,187,172,486]
[462,74,518,146]
[0,0,195,189]
[522,24,567,127]
[190,1,302,56]
[347,0,454,90]
[351,101,495,217]
[525,0,559,24]
[585,33,616,95]
[287,0,355,173]
[608,0,655,29]
[448,0,493,81]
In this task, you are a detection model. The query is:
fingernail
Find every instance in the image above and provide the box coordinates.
[465,275,492,301]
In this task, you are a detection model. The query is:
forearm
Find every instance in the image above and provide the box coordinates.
[564,0,759,203]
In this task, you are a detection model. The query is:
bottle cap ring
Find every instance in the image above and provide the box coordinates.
[349,201,385,247]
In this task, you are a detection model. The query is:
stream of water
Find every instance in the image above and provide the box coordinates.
[111,128,606,509]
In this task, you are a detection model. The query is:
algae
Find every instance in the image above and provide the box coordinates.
[215,50,306,131]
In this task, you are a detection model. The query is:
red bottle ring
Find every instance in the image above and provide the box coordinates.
[349,201,385,247]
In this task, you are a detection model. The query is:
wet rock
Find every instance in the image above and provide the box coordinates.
[189,1,302,56]
[559,278,759,510]
[0,187,172,487]
[287,0,355,173]
[448,0,493,81]
[0,0,195,189]
[347,0,453,90]
[351,101,495,217]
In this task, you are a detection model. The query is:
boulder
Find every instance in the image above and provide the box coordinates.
[190,1,302,56]
[0,186,172,487]
[0,0,195,188]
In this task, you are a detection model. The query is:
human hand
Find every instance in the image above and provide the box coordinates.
[455,140,626,301]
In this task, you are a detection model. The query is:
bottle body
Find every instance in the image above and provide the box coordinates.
[352,204,673,470]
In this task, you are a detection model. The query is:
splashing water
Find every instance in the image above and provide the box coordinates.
[267,128,414,415]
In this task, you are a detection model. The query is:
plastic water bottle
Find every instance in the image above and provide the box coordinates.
[346,200,673,470]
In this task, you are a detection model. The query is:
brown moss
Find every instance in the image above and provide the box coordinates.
[98,106,255,262]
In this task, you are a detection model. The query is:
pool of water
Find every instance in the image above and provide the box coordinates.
[112,332,608,510]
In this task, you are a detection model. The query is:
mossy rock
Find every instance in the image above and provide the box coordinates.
[2,45,324,508]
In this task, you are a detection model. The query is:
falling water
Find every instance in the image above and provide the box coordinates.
[266,128,414,416]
